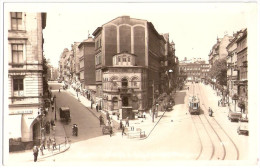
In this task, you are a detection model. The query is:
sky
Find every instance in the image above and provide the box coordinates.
[5,3,258,68]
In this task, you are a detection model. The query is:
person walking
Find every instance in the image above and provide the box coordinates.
[143,112,146,119]
[96,103,98,112]
[109,125,113,137]
[47,138,50,151]
[52,138,57,150]
[117,113,120,120]
[40,144,44,156]
[125,117,129,127]
[99,115,103,127]
[122,125,126,137]
[32,146,39,162]
[111,120,114,128]
[119,120,123,130]
[41,137,46,149]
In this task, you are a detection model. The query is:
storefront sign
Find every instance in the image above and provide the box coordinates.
[10,109,33,114]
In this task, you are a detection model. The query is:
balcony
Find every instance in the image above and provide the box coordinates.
[118,86,134,96]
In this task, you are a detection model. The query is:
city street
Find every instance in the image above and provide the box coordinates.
[7,81,251,166]
[49,82,102,144]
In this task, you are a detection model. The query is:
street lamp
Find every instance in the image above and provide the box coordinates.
[54,95,57,120]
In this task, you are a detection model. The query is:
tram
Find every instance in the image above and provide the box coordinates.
[188,96,200,115]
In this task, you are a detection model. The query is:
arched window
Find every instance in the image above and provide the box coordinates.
[112,97,118,110]
[131,77,138,87]
[110,77,118,90]
[121,78,128,87]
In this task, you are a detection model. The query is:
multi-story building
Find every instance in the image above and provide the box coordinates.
[92,16,174,115]
[226,30,244,103]
[235,29,247,113]
[71,42,80,83]
[78,36,95,91]
[208,35,233,68]
[8,12,47,150]
[58,48,71,83]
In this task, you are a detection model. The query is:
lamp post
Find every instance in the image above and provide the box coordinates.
[54,95,57,120]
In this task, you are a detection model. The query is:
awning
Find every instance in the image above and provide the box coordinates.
[9,114,22,139]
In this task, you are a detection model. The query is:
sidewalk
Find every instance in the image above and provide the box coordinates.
[67,87,172,139]
[8,91,70,163]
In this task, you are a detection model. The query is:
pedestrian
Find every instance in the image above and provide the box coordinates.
[52,138,57,150]
[106,120,109,127]
[122,125,126,137]
[41,137,46,149]
[96,103,98,112]
[91,101,93,109]
[106,112,109,121]
[111,120,114,128]
[143,112,146,119]
[47,138,50,151]
[52,104,54,112]
[125,117,129,127]
[32,146,39,162]
[119,120,123,130]
[117,113,120,120]
[99,115,103,127]
[109,126,113,137]
[40,144,44,155]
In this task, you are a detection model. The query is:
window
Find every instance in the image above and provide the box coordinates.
[13,78,24,96]
[11,12,22,30]
[123,58,126,62]
[128,57,130,62]
[118,57,121,62]
[12,44,23,64]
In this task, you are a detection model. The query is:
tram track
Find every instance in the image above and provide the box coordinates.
[196,83,240,160]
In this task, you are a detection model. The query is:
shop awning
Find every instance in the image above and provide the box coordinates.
[9,114,22,139]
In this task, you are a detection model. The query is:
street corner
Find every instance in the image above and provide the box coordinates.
[37,143,71,161]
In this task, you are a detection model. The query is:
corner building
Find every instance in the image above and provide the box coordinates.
[93,16,166,116]
[8,12,46,150]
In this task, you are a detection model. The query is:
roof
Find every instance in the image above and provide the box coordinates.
[78,37,94,48]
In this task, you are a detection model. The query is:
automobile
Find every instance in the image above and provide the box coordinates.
[237,123,249,136]
[228,111,242,122]
[59,107,71,123]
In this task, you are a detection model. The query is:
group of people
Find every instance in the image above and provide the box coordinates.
[32,137,57,162]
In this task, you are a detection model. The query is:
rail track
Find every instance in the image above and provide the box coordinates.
[189,83,239,160]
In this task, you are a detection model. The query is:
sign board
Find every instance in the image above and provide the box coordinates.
[10,109,33,114]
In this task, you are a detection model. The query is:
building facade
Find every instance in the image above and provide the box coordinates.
[78,37,95,90]
[92,16,175,114]
[208,35,233,68]
[8,12,47,150]
[179,61,209,82]
[235,29,248,114]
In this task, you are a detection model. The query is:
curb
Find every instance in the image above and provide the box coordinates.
[28,144,70,162]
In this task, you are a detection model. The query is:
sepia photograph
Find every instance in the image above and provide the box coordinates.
[1,1,259,167]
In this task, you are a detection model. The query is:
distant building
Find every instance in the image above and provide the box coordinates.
[208,35,233,68]
[8,12,47,150]
[78,36,95,91]
[179,60,209,82]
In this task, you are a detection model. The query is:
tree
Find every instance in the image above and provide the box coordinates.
[209,59,227,86]
[42,57,50,98]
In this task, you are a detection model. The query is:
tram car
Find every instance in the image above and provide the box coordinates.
[188,96,200,115]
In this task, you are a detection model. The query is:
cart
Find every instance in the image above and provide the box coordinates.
[102,125,113,135]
